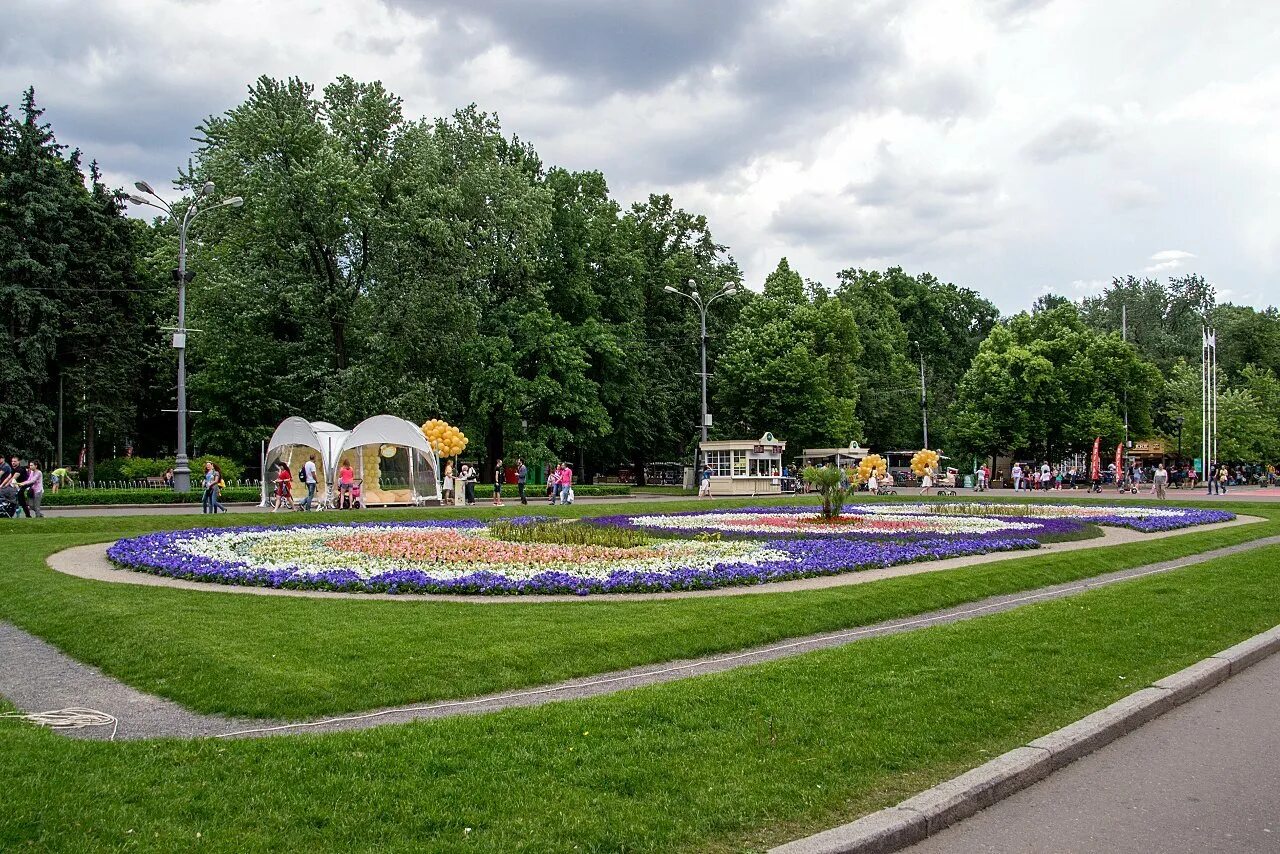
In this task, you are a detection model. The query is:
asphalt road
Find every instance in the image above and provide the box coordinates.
[907,650,1280,854]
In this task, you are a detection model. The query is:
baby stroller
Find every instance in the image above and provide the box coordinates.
[338,479,364,510]
[0,488,18,518]
[935,468,959,496]
[272,477,295,511]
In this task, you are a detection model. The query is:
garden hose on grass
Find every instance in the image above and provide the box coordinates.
[0,707,118,740]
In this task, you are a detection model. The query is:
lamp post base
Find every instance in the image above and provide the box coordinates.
[173,457,192,494]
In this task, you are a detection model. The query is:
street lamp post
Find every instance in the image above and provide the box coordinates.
[127,180,243,493]
[910,341,929,450]
[664,278,739,465]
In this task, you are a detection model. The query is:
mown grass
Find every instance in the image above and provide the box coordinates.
[1,544,1278,853]
[0,496,1273,719]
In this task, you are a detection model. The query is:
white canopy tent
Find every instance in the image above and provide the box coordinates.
[336,415,441,506]
[262,416,340,507]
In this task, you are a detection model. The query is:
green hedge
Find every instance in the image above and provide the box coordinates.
[474,484,631,498]
[88,455,246,483]
[42,487,262,506]
[43,483,630,506]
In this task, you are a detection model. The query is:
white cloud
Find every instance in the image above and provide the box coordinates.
[1142,249,1197,273]
[2,0,1278,313]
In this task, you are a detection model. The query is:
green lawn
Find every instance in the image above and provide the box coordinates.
[2,542,1277,853]
[0,496,1274,719]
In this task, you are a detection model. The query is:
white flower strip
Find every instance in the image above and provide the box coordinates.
[629,511,1041,536]
[172,525,791,582]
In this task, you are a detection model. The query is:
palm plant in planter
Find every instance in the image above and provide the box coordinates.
[802,464,848,520]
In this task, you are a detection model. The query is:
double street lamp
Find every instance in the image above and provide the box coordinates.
[664,278,740,460]
[127,180,243,493]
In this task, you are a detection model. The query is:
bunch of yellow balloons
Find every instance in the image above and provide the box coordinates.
[857,454,887,481]
[421,419,468,458]
[911,449,940,477]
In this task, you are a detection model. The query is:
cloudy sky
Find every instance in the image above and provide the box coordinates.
[3,0,1277,312]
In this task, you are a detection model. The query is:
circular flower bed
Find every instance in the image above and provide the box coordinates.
[105,503,1234,596]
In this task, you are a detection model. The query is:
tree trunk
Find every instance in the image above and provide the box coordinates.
[485,414,504,483]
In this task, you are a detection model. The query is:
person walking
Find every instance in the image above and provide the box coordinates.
[270,461,293,512]
[1012,462,1023,492]
[1039,461,1051,492]
[492,458,505,506]
[1153,462,1168,500]
[463,464,477,505]
[7,455,32,517]
[442,460,454,504]
[202,461,218,514]
[338,459,355,509]
[210,464,227,513]
[699,463,713,497]
[550,463,564,505]
[561,464,575,504]
[1217,464,1229,494]
[516,458,528,505]
[19,460,44,517]
[300,454,318,511]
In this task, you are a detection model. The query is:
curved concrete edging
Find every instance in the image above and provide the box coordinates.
[769,624,1280,854]
[5,534,1280,741]
[44,515,1263,604]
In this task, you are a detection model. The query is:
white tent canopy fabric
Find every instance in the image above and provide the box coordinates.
[336,415,441,506]
[267,416,323,456]
[309,422,350,477]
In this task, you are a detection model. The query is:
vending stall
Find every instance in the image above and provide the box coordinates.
[698,432,787,496]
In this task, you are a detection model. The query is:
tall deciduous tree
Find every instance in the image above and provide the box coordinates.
[715,258,861,451]
[952,304,1161,460]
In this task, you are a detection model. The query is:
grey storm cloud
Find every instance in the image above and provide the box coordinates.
[387,0,766,92]
[770,154,1004,260]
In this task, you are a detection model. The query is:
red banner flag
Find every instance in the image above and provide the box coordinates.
[1115,443,1124,481]
[1090,437,1101,481]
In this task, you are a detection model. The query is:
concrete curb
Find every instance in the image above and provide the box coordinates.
[770,623,1280,854]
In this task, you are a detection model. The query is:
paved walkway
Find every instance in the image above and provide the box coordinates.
[907,650,1280,854]
[5,535,1280,741]
[46,516,1261,603]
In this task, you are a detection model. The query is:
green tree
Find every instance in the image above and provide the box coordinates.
[952,304,1160,460]
[715,258,861,451]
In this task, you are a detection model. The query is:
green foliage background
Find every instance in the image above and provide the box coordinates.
[2,79,1278,479]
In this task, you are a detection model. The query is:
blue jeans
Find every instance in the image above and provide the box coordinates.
[300,481,316,510]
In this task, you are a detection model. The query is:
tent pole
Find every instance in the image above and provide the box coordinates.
[259,440,267,508]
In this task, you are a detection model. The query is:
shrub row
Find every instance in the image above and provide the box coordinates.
[85,455,246,483]
[42,487,262,506]
[43,483,630,506]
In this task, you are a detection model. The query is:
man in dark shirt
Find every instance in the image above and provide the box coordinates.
[516,458,528,505]
[3,455,30,516]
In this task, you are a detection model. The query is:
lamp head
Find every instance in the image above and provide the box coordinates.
[223,196,244,207]
[663,285,680,294]
[201,181,215,197]
[134,180,154,195]
[126,194,147,205]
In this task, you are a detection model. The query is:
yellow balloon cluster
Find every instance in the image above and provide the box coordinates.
[857,454,887,481]
[911,449,940,477]
[421,419,468,458]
